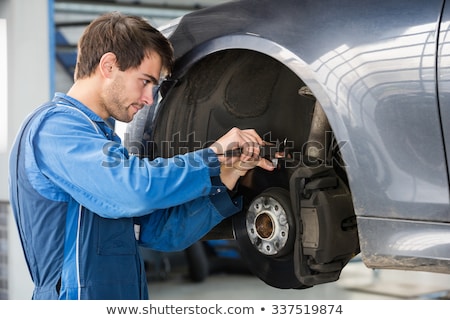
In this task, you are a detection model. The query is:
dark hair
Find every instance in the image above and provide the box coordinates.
[74,11,174,80]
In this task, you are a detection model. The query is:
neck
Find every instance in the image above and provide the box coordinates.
[67,78,108,120]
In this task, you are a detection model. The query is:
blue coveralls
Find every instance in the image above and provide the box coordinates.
[9,93,241,299]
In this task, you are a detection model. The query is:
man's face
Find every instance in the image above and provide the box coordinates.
[104,52,163,123]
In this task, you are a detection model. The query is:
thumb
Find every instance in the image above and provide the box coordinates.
[233,158,275,172]
[257,158,276,171]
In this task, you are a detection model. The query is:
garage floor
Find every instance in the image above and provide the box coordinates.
[147,257,450,300]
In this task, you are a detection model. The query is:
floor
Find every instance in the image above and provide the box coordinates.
[146,254,450,300]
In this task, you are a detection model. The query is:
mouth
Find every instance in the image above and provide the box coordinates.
[130,103,143,113]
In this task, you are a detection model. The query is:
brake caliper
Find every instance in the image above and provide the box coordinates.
[289,166,360,286]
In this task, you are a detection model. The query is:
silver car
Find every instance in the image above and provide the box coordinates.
[126,0,450,289]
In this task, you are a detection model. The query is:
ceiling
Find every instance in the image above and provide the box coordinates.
[53,0,229,87]
[54,0,230,32]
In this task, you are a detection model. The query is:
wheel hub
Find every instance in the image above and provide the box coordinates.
[246,194,290,256]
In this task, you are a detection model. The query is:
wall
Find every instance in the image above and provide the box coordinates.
[0,18,6,155]
[0,13,9,301]
[0,0,50,299]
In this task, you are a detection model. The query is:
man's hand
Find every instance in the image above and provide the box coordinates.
[208,127,263,162]
[208,127,275,191]
[219,158,274,191]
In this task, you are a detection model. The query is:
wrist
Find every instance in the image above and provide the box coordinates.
[220,164,246,190]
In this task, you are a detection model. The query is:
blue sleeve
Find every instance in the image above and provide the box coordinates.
[31,108,236,219]
[136,190,242,251]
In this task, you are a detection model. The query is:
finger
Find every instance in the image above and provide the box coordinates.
[233,160,251,171]
[233,158,275,172]
[241,129,264,145]
[239,141,261,160]
[257,158,275,171]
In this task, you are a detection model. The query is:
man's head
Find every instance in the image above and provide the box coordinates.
[75,12,173,80]
[70,12,174,122]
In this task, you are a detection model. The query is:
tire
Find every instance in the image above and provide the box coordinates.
[185,242,209,282]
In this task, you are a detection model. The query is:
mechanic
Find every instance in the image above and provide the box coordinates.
[8,12,274,300]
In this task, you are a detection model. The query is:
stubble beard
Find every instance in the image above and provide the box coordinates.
[105,77,134,123]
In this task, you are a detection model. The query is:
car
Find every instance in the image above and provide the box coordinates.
[125,0,450,289]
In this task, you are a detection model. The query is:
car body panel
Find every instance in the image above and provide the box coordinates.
[166,0,450,219]
[439,3,450,185]
[147,0,450,277]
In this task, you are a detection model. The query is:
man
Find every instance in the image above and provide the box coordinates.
[9,12,274,300]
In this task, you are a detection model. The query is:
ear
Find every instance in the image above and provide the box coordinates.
[99,52,117,79]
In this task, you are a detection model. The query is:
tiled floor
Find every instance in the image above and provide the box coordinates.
[147,257,450,300]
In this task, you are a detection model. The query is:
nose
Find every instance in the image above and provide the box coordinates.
[141,84,160,106]
[140,85,152,106]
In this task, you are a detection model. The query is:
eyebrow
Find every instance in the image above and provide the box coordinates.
[143,73,159,85]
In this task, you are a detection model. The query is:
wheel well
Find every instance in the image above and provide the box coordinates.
[126,48,360,288]
[144,46,353,234]
[153,49,316,159]
[127,47,352,215]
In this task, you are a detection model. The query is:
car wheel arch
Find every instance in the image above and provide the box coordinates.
[165,33,358,186]
[127,39,361,288]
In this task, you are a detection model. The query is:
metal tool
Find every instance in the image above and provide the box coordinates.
[270,138,287,167]
[218,138,288,167]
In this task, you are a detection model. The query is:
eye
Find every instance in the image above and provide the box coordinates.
[142,79,151,87]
